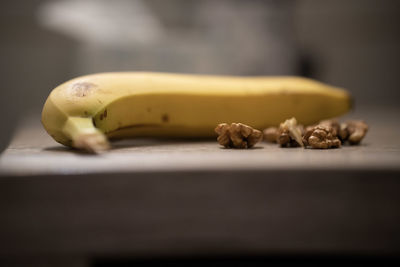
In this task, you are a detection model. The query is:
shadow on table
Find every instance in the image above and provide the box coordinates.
[42,137,219,154]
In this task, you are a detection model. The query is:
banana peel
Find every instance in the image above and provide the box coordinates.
[41,72,352,153]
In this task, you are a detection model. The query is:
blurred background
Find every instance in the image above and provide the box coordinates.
[1,0,399,151]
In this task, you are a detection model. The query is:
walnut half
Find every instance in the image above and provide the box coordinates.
[318,119,340,137]
[215,123,262,149]
[277,117,304,147]
[339,120,369,145]
[303,125,341,149]
[263,127,278,143]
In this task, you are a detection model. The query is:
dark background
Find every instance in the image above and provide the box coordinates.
[1,0,400,149]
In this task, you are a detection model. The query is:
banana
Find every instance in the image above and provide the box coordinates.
[41,72,352,153]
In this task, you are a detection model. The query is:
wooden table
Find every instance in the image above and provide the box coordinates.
[1,107,400,266]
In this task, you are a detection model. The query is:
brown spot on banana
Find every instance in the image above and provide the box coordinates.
[161,114,169,123]
[70,82,97,97]
[99,109,107,121]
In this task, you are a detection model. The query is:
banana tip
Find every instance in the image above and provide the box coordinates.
[73,133,110,154]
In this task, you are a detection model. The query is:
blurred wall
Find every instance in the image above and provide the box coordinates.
[36,0,297,75]
[0,0,79,150]
[1,0,399,151]
[295,0,400,107]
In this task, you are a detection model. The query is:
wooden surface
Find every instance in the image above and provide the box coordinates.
[1,108,400,175]
[1,107,400,265]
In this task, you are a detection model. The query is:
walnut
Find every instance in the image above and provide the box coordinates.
[263,127,278,143]
[277,117,304,147]
[340,120,369,145]
[215,123,262,149]
[303,125,341,149]
[338,123,349,141]
[319,119,340,137]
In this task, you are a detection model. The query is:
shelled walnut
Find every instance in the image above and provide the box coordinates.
[303,125,341,149]
[339,120,369,145]
[319,119,340,136]
[277,118,304,147]
[215,123,262,149]
[263,127,278,143]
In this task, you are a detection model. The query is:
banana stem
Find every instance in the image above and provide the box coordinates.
[62,117,110,153]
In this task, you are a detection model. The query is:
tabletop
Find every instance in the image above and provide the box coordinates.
[1,107,400,266]
[1,107,400,175]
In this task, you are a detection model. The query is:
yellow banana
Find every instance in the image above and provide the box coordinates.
[41,72,352,152]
